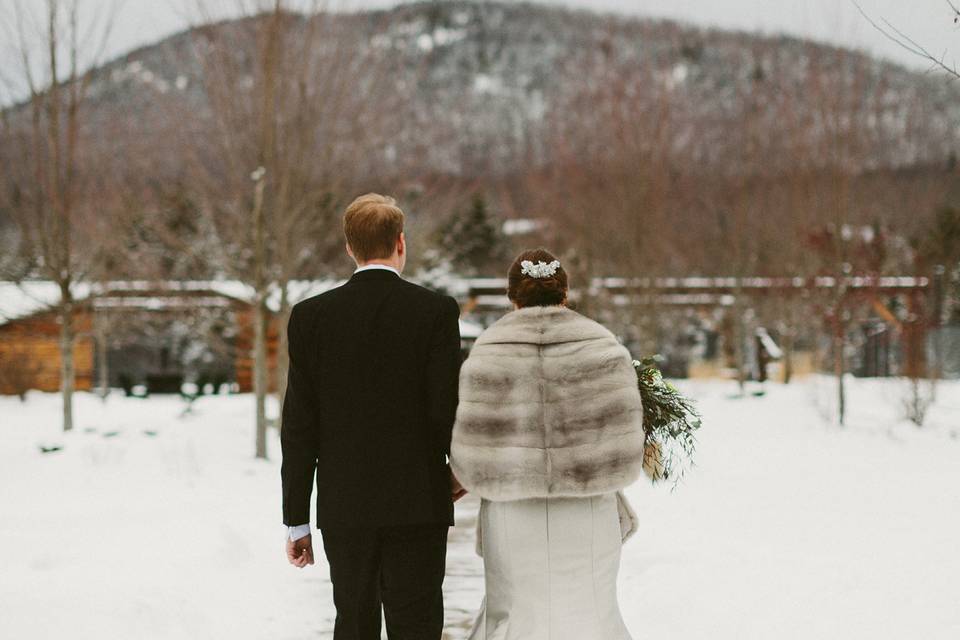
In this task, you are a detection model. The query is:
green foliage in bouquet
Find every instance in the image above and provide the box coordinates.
[634,356,702,485]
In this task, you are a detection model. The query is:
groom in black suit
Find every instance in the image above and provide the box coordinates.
[281,193,465,640]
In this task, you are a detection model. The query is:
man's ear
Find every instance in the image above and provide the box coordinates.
[346,242,355,261]
[397,232,405,257]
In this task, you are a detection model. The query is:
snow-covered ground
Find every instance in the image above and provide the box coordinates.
[1,377,958,639]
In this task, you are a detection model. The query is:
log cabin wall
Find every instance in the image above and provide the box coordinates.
[0,300,275,396]
[0,309,95,395]
[233,306,281,393]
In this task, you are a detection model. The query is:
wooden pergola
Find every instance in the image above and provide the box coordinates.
[459,274,936,378]
[460,275,930,312]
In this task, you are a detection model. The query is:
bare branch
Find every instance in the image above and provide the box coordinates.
[10,0,43,98]
[76,0,123,101]
[853,0,960,79]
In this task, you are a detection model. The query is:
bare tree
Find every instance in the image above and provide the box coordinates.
[855,1,960,80]
[536,30,689,356]
[172,0,392,458]
[0,0,120,430]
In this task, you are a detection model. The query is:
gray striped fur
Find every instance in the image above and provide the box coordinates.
[451,305,646,501]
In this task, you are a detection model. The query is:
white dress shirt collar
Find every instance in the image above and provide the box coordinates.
[354,264,401,276]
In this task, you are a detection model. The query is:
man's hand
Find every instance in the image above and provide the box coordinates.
[286,534,315,568]
[451,470,468,503]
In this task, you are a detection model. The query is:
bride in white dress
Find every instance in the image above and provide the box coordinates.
[451,249,649,640]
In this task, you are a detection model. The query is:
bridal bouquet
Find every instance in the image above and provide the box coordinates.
[634,357,701,485]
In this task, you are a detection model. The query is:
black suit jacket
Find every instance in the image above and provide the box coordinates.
[281,268,462,528]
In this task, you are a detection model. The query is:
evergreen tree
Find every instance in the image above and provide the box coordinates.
[442,193,507,276]
[918,207,960,325]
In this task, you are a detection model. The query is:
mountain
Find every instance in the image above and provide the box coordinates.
[20,0,953,181]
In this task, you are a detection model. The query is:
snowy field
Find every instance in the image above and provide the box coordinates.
[1,377,958,640]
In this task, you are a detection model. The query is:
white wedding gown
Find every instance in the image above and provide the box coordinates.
[468,493,633,640]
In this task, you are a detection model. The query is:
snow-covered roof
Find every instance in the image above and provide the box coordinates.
[458,318,484,340]
[502,218,545,236]
[0,282,90,324]
[81,279,342,310]
[3,274,930,327]
[460,276,931,293]
[0,280,488,334]
[0,280,341,326]
[586,276,931,290]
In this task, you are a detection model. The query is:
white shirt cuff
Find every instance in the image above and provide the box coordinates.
[287,524,311,541]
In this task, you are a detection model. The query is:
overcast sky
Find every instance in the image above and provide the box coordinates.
[2,0,959,83]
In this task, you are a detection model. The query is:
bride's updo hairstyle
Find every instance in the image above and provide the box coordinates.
[507,248,569,308]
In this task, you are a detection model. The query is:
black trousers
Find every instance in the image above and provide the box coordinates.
[320,524,449,640]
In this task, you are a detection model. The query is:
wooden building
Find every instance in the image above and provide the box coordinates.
[0,282,270,396]
[0,280,483,396]
[14,274,929,393]
[0,301,96,395]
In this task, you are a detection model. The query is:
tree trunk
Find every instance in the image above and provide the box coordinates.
[782,330,794,385]
[253,173,269,460]
[251,5,279,460]
[780,314,795,385]
[96,309,109,400]
[929,266,945,401]
[59,281,75,432]
[833,320,846,426]
[732,294,747,396]
[275,281,291,432]
[253,295,269,459]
